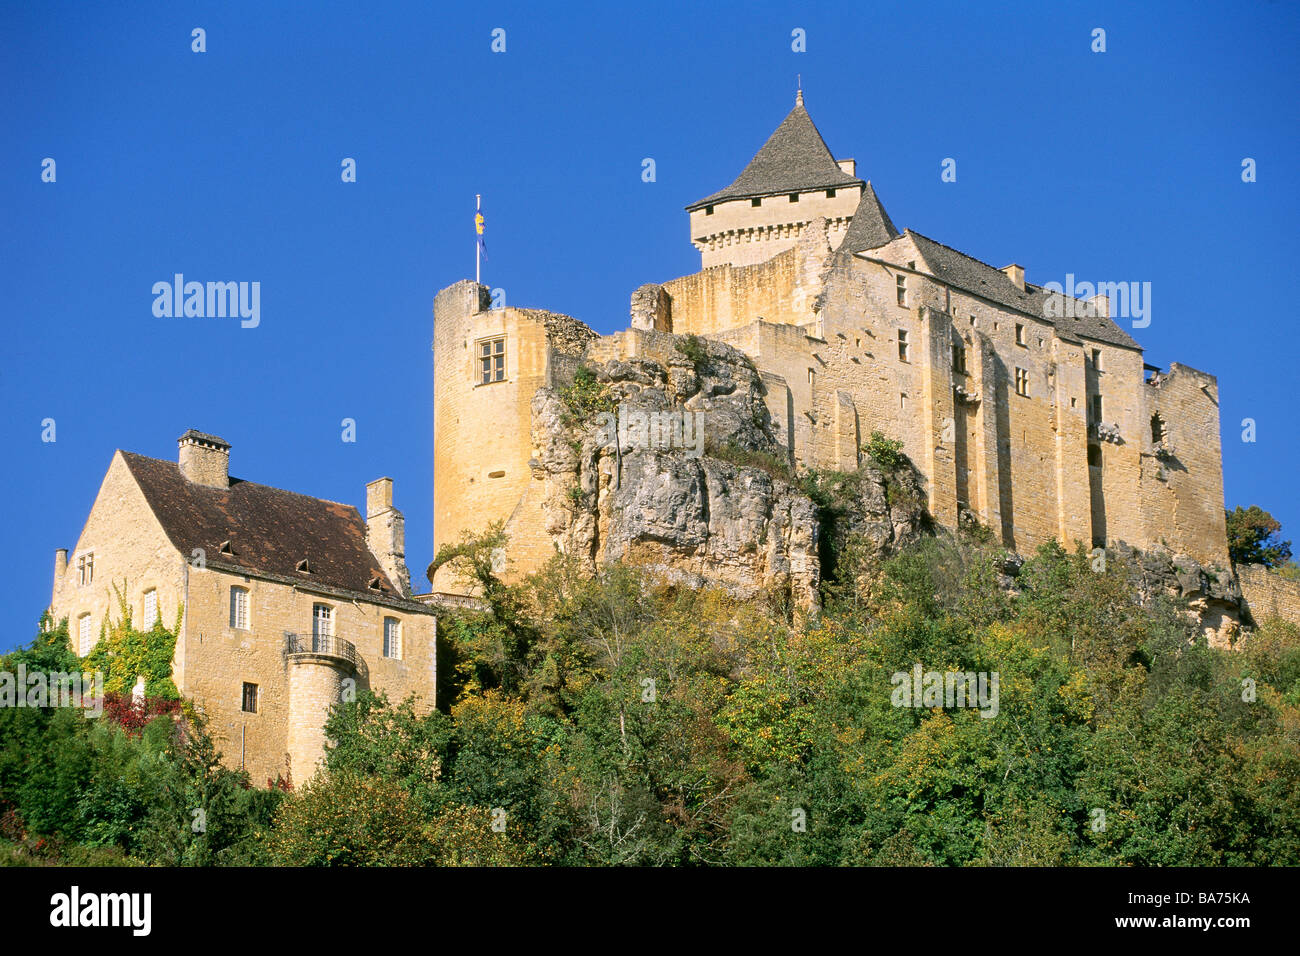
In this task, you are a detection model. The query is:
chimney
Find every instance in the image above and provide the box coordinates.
[178,430,230,488]
[366,477,411,597]
[836,158,856,177]
[1001,264,1025,290]
[53,549,67,602]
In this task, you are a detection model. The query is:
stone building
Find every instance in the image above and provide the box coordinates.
[48,429,437,786]
[432,93,1231,593]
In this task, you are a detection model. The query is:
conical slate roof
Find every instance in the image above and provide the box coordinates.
[839,182,899,252]
[686,96,863,211]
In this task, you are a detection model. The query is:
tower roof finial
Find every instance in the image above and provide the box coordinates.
[796,74,803,106]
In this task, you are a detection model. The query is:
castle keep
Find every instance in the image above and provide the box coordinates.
[433,94,1230,592]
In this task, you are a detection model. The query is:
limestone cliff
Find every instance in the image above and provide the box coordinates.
[527,335,924,608]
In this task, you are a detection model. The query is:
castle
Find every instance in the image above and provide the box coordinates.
[47,95,1276,789]
[432,93,1230,594]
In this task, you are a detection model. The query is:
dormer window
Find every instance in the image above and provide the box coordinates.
[368,574,387,592]
[296,558,312,574]
[219,539,235,555]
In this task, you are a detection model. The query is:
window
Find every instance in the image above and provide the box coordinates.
[826,188,836,198]
[78,614,93,656]
[751,198,761,207]
[969,315,976,326]
[788,193,799,203]
[312,603,333,650]
[1087,445,1102,468]
[705,205,714,215]
[383,617,402,659]
[230,586,249,630]
[1091,348,1102,371]
[142,589,158,629]
[1015,323,1026,346]
[1015,367,1029,396]
[1090,394,1103,423]
[77,552,93,587]
[478,336,506,384]
[897,329,909,362]
[896,274,907,307]
[807,367,816,385]
[241,682,258,714]
[900,393,908,412]
[952,340,967,374]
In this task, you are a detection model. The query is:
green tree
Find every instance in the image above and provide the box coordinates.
[1226,505,1292,568]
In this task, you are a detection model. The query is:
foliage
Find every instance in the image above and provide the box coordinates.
[1226,505,1292,568]
[10,529,1300,866]
[707,441,794,482]
[863,430,907,471]
[559,364,616,419]
[674,333,709,373]
[82,582,180,699]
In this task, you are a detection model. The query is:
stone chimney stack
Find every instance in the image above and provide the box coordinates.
[178,430,231,488]
[1002,264,1026,291]
[54,549,67,601]
[366,477,411,597]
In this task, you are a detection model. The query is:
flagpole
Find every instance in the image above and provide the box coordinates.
[475,194,481,285]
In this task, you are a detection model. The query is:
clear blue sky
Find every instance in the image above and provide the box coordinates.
[2,0,1297,649]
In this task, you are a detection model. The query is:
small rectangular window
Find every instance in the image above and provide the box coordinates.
[241,682,258,714]
[788,193,799,203]
[705,205,714,214]
[143,590,158,629]
[952,341,967,374]
[383,617,402,659]
[1015,367,1029,397]
[78,614,93,656]
[77,552,94,587]
[478,336,506,384]
[896,274,907,307]
[1015,323,1026,346]
[1092,348,1103,371]
[898,329,909,362]
[230,586,249,630]
[751,198,761,207]
[808,367,815,385]
[826,188,836,198]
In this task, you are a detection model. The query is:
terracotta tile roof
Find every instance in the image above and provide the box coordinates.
[120,452,430,612]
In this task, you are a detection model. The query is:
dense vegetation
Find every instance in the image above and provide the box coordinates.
[4,527,1298,866]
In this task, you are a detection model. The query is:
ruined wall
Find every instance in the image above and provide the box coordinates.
[1238,564,1300,628]
[1140,364,1230,567]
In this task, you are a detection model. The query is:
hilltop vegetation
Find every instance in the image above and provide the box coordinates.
[3,531,1298,866]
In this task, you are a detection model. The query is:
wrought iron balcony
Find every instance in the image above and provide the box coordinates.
[284,632,358,668]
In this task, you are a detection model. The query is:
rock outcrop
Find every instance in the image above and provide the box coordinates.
[527,335,926,608]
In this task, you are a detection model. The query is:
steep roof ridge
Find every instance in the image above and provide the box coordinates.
[687,101,863,210]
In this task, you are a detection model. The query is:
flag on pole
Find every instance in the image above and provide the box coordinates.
[475,199,487,262]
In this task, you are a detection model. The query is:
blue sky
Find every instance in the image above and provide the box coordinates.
[2,0,1297,649]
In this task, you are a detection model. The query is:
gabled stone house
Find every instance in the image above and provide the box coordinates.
[49,429,437,786]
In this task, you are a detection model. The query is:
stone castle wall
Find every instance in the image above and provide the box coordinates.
[431,219,1230,589]
[1238,564,1300,628]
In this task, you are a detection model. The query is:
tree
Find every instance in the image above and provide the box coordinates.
[1226,505,1292,568]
